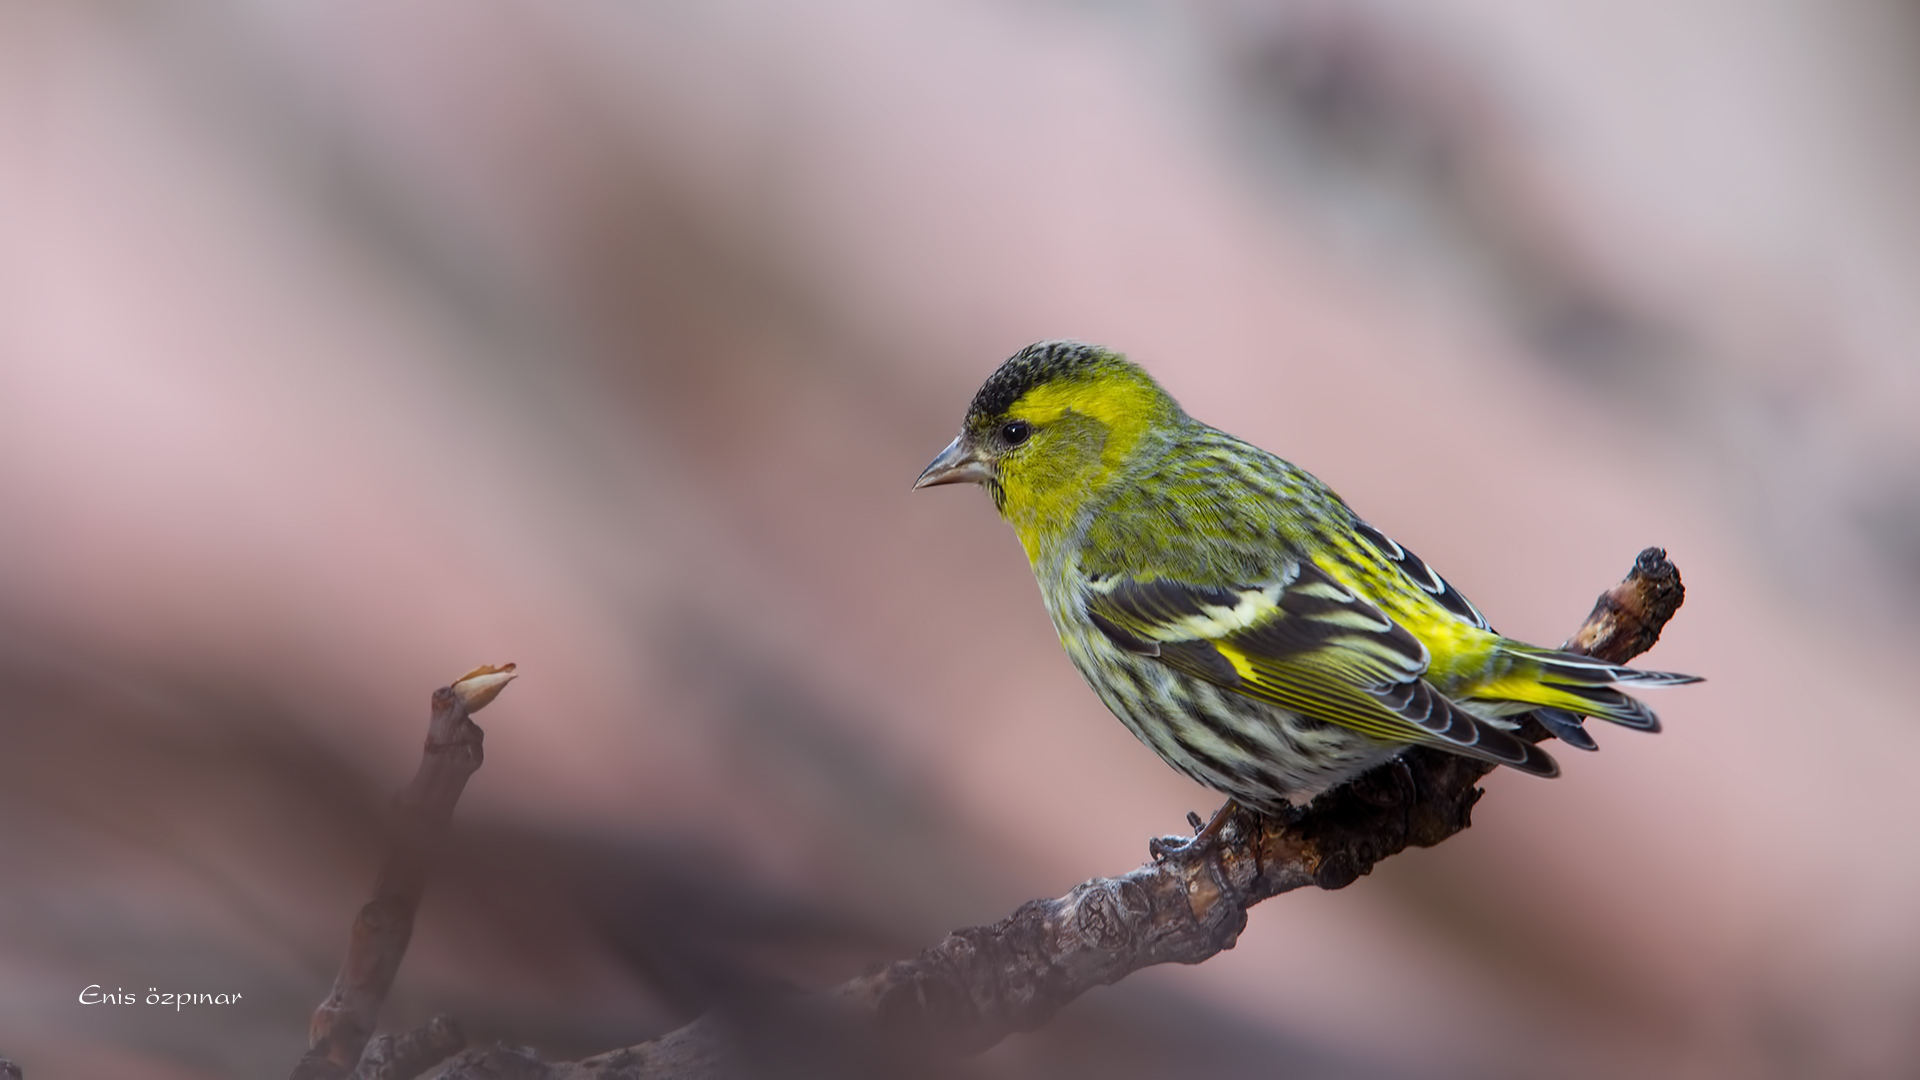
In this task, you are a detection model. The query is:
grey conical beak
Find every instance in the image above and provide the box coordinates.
[914,435,990,489]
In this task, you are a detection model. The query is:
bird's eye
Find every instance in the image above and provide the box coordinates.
[999,420,1033,447]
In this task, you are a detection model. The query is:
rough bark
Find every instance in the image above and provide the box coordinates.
[357,1015,470,1080]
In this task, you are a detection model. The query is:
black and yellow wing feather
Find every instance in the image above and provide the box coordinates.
[1082,559,1558,776]
[1352,519,1607,751]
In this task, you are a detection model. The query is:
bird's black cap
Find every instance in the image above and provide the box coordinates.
[966,340,1114,422]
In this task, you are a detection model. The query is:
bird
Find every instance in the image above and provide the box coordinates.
[914,340,1698,843]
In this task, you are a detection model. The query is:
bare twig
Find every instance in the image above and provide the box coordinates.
[430,549,1690,1077]
[292,666,514,1080]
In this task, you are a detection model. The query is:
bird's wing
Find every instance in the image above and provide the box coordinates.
[1350,518,1491,630]
[1349,519,1606,751]
[1082,559,1556,775]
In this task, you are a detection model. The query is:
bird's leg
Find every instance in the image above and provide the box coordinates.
[1150,798,1242,859]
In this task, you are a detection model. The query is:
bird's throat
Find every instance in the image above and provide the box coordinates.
[1001,482,1076,565]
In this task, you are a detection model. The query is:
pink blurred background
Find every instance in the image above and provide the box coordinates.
[3,1,1919,1076]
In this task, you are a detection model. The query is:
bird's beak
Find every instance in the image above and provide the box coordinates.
[914,435,990,489]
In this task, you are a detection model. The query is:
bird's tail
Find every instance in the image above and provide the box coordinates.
[1476,647,1701,734]
[1528,707,1599,751]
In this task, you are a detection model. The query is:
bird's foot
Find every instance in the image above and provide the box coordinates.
[1150,799,1244,860]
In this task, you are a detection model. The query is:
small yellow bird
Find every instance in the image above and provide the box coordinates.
[916,341,1697,833]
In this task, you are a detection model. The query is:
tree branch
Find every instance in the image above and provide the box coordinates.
[291,666,516,1080]
[431,548,1689,1077]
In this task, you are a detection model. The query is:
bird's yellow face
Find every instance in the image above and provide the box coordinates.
[916,344,1174,563]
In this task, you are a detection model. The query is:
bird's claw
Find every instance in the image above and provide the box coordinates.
[1151,800,1245,860]
[1149,831,1207,860]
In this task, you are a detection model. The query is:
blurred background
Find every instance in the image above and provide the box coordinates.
[3,1,1918,1076]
